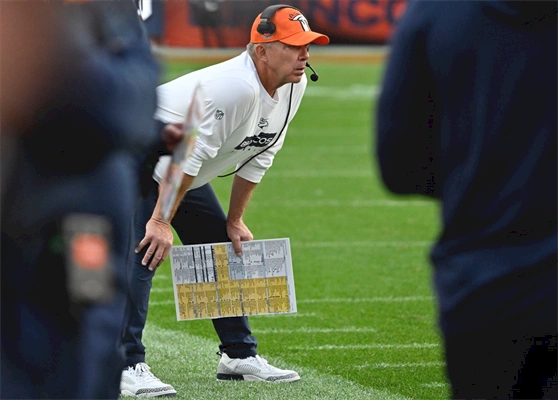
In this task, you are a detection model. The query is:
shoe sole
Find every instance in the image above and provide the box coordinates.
[120,389,177,398]
[216,373,301,383]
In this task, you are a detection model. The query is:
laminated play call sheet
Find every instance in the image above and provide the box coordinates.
[169,238,296,321]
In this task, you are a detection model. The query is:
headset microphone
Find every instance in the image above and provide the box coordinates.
[306,62,319,82]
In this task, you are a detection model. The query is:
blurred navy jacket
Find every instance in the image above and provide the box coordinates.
[0,2,162,398]
[376,1,557,335]
[1,0,162,300]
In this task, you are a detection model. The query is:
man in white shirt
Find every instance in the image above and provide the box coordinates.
[120,5,329,397]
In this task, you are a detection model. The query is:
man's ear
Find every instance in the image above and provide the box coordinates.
[255,43,268,62]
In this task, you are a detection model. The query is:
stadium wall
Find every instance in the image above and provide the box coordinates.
[144,0,408,48]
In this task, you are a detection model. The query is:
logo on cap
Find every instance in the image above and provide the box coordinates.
[292,14,310,32]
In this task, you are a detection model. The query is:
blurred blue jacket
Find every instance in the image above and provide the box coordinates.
[1,1,161,398]
[376,1,557,335]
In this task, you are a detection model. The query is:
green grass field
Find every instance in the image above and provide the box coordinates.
[139,55,447,400]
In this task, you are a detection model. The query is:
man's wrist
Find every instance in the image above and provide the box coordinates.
[151,216,170,225]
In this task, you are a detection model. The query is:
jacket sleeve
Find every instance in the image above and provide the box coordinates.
[375,1,439,198]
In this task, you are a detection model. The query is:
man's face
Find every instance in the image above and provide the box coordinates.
[265,41,310,86]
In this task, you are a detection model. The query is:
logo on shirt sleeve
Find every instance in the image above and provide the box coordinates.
[258,118,269,129]
[214,110,224,120]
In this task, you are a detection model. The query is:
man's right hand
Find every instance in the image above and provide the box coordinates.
[161,123,184,153]
[135,217,174,271]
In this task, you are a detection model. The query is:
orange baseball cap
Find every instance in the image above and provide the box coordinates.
[250,6,330,46]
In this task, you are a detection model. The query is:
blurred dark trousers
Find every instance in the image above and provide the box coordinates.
[445,329,557,399]
[1,153,136,399]
[123,181,258,366]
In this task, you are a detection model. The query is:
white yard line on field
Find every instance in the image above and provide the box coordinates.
[292,241,431,248]
[282,145,371,155]
[249,199,435,207]
[266,169,376,178]
[304,84,380,100]
[150,287,173,293]
[143,324,412,400]
[253,327,377,334]
[298,296,433,303]
[292,343,439,351]
[262,312,317,318]
[148,300,174,305]
[421,382,450,388]
[356,361,445,370]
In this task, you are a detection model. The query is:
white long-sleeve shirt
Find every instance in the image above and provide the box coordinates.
[153,51,307,190]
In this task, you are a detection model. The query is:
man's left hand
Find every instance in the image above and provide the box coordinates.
[226,218,253,256]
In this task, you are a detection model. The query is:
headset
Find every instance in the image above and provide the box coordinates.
[256,4,320,82]
[257,4,303,36]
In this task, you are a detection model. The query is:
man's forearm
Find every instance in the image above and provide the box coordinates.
[228,175,257,222]
[152,173,196,222]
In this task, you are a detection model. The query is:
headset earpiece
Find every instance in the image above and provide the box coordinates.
[256,4,302,36]
[257,19,276,35]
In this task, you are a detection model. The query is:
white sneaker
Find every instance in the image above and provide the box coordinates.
[120,362,177,397]
[216,353,300,383]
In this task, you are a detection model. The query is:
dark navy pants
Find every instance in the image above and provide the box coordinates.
[123,181,258,366]
[442,262,558,399]
[445,328,557,400]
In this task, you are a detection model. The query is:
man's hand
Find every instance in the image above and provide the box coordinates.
[161,123,184,153]
[136,217,174,271]
[226,218,253,256]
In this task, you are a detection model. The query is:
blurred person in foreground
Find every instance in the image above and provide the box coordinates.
[0,1,162,398]
[119,4,329,396]
[375,1,557,399]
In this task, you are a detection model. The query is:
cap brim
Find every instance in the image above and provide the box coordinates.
[279,31,330,46]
